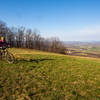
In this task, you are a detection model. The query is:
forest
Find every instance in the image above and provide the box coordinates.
[0,20,66,54]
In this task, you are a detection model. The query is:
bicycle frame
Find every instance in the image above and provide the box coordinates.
[0,47,15,63]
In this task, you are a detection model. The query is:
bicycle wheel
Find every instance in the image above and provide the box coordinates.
[0,52,2,60]
[6,52,15,63]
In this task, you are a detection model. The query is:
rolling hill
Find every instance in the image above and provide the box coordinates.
[0,48,100,100]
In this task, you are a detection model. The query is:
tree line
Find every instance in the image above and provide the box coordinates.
[0,20,66,54]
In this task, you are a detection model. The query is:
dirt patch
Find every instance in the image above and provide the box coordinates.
[67,52,100,58]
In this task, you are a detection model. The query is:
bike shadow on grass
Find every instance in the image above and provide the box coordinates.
[15,58,54,64]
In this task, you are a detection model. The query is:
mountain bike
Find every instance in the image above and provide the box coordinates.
[0,47,15,63]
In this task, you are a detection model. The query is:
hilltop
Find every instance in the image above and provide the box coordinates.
[0,48,100,100]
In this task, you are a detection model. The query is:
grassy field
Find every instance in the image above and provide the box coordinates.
[0,48,100,100]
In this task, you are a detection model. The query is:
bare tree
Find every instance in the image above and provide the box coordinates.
[26,29,32,48]
[0,20,8,41]
[0,20,66,54]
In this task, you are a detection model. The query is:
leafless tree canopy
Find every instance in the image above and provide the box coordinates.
[0,21,66,54]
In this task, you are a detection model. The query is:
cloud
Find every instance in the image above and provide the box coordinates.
[40,25,100,41]
[76,25,100,41]
[60,25,100,41]
[78,25,100,35]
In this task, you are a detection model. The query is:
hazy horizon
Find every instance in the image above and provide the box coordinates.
[0,0,100,41]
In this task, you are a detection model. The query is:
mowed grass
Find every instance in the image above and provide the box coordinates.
[0,48,100,100]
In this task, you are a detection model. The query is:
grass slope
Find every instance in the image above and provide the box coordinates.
[0,48,100,100]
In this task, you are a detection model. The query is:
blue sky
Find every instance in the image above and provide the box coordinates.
[0,0,100,41]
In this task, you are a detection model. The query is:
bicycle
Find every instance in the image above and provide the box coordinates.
[0,47,15,63]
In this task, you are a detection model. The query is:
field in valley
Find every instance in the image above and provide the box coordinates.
[66,42,100,58]
[0,48,100,100]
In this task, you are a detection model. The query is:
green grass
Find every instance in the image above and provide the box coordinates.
[0,48,100,100]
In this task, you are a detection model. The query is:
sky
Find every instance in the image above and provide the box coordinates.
[0,0,100,41]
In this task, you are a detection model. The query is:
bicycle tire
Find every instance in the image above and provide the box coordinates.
[6,52,15,63]
[0,52,2,60]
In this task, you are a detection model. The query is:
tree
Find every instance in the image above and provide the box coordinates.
[0,20,67,54]
[0,20,8,41]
